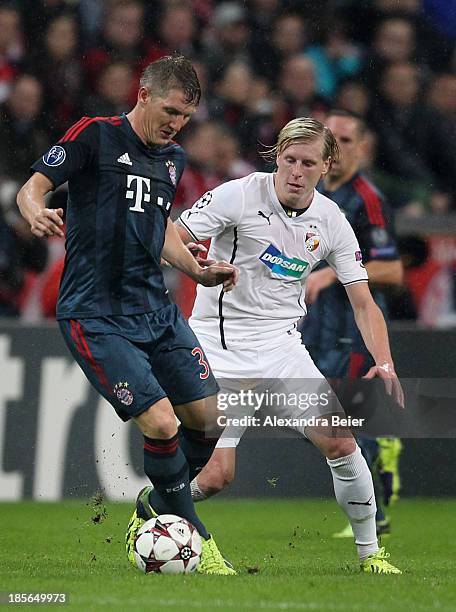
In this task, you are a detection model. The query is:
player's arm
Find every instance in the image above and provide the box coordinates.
[16,173,64,238]
[162,218,238,291]
[17,119,98,238]
[364,259,403,286]
[345,281,404,407]
[174,224,211,265]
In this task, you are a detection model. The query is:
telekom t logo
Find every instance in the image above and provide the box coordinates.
[126,175,150,212]
[126,174,172,213]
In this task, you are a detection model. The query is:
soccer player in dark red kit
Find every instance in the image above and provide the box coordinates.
[17,55,238,575]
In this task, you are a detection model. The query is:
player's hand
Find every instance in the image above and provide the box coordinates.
[363,362,404,408]
[198,261,239,291]
[30,208,64,238]
[305,268,337,304]
[187,242,216,267]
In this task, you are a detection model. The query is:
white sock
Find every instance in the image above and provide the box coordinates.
[327,445,379,560]
[190,478,207,502]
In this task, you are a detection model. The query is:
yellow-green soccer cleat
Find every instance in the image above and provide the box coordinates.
[135,485,158,521]
[360,547,402,574]
[196,535,237,575]
[125,486,158,566]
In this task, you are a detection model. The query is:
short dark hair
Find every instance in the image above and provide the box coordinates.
[327,109,367,136]
[139,55,201,106]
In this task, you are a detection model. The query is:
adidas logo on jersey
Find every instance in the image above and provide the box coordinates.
[117,152,132,166]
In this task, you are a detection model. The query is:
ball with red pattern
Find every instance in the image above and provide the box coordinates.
[134,514,202,574]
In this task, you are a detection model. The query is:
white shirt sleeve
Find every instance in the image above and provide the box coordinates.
[176,179,245,240]
[325,211,369,285]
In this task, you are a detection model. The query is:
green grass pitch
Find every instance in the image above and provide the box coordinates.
[1,498,456,611]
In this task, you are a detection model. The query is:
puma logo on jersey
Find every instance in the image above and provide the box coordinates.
[117,152,132,166]
[258,210,273,225]
[186,210,199,218]
[259,244,309,278]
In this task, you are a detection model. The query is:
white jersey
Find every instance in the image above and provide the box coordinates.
[177,172,367,347]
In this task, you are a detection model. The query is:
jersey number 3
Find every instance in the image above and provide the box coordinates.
[191,347,209,380]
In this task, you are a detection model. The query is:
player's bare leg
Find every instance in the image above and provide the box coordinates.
[306,422,401,574]
[190,447,237,500]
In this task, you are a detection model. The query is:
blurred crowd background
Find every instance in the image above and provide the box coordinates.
[0,0,455,324]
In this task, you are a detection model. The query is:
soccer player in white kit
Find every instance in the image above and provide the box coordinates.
[176,117,403,574]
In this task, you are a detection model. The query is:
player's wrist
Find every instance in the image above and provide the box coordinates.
[193,264,207,284]
[376,361,396,374]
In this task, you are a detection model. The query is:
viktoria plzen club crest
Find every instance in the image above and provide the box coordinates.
[166,160,177,186]
[305,225,320,252]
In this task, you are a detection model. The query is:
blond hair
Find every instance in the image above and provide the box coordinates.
[262,117,339,164]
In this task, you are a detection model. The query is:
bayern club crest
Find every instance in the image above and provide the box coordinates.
[305,225,320,252]
[114,381,134,406]
[166,160,177,186]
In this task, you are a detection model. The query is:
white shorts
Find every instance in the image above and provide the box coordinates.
[196,328,340,448]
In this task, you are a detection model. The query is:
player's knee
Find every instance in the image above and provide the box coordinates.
[135,401,177,439]
[153,419,178,440]
[324,437,357,460]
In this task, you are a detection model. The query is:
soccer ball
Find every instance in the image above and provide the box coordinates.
[133,514,202,574]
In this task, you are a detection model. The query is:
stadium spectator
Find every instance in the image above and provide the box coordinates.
[77,0,104,47]
[253,12,308,83]
[21,0,78,48]
[188,59,210,122]
[202,2,251,81]
[360,17,417,91]
[246,0,280,66]
[335,79,371,118]
[0,5,24,103]
[277,55,330,123]
[83,61,135,117]
[208,61,262,155]
[426,73,456,210]
[305,19,362,98]
[370,62,456,210]
[0,75,49,183]
[142,1,198,65]
[212,128,256,181]
[427,73,456,123]
[0,206,48,317]
[29,14,83,138]
[83,0,145,93]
